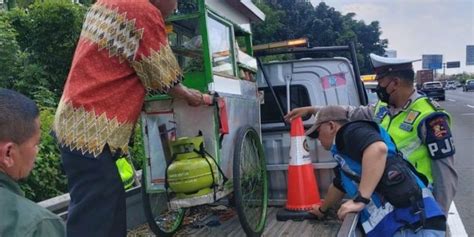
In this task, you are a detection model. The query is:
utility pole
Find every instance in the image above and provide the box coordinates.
[442,63,446,80]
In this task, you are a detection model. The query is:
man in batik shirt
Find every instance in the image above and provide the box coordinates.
[53,1,203,236]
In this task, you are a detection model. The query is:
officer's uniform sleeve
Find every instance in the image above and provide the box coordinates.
[419,112,458,214]
[346,105,375,121]
[313,105,374,121]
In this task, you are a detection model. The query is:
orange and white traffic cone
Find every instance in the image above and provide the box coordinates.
[277,117,321,221]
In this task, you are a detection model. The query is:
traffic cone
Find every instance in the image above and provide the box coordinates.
[277,117,321,221]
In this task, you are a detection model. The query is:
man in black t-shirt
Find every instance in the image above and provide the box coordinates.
[304,106,387,221]
[305,105,446,237]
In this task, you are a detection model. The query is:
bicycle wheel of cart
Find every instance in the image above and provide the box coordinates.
[233,126,268,237]
[141,178,185,237]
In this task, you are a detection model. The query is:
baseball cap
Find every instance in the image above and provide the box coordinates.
[305,105,349,139]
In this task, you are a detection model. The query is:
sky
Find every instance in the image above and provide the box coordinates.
[310,0,474,74]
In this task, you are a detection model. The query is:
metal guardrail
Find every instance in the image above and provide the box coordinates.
[38,185,146,229]
[38,193,70,220]
[38,171,146,229]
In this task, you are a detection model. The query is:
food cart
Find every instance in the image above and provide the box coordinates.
[139,1,268,236]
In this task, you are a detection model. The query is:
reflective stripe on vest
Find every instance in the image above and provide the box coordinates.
[330,122,444,237]
[373,97,451,184]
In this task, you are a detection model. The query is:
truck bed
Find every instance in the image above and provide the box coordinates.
[127,206,343,237]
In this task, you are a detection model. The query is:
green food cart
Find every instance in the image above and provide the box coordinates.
[140,1,268,236]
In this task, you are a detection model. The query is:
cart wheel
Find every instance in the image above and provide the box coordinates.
[233,126,268,237]
[141,178,185,236]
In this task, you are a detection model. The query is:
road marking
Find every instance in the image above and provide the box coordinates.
[447,99,456,102]
[467,104,474,109]
[448,202,468,237]
[461,113,474,116]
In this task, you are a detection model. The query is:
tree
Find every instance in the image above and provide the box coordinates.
[0,14,21,88]
[6,0,17,9]
[19,108,68,202]
[252,1,286,45]
[452,72,474,84]
[1,1,146,202]
[14,0,34,8]
[23,1,86,97]
[345,19,388,74]
[5,1,86,100]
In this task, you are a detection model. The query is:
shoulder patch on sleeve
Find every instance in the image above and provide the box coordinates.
[422,113,455,160]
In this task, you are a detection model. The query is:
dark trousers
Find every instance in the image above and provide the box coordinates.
[60,145,126,237]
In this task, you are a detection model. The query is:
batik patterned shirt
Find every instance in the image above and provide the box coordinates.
[54,0,181,157]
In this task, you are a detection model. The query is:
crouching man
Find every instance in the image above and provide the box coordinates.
[307,106,446,237]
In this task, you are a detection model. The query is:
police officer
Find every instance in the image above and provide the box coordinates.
[285,54,457,215]
[307,106,446,237]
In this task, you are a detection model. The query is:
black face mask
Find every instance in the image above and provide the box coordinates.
[375,81,393,103]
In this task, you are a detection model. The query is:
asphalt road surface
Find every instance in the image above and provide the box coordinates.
[439,88,474,236]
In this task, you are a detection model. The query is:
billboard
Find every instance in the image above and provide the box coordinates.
[446,61,460,68]
[467,45,474,66]
[422,54,443,69]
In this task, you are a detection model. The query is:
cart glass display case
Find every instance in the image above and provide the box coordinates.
[140,1,267,236]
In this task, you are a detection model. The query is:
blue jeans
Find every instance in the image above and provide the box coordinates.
[393,228,445,237]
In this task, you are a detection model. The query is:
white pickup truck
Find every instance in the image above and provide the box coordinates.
[39,45,467,237]
[251,46,465,237]
[255,44,367,236]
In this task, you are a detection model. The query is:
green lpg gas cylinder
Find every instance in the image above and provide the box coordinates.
[167,136,218,198]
